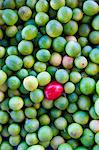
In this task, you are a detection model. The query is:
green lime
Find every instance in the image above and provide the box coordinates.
[70,71,81,83]
[23,55,35,69]
[64,20,78,35]
[6,55,23,71]
[95,98,99,116]
[24,119,39,133]
[80,77,96,95]
[38,126,53,142]
[4,0,15,9]
[67,139,79,149]
[8,123,20,136]
[36,49,51,62]
[80,128,94,147]
[0,29,3,39]
[68,123,83,139]
[65,41,81,57]
[74,56,88,69]
[52,37,66,52]
[92,15,99,30]
[42,99,53,109]
[82,45,92,57]
[26,133,39,145]
[25,107,37,119]
[72,8,83,21]
[54,96,69,110]
[9,135,21,146]
[7,46,18,56]
[37,71,51,86]
[79,24,90,37]
[96,81,99,95]
[66,0,78,8]
[89,31,99,45]
[10,110,25,122]
[50,108,62,119]
[17,142,28,150]
[30,89,44,103]
[36,0,49,12]
[27,145,44,150]
[85,62,99,76]
[0,46,5,58]
[47,66,57,77]
[39,35,52,49]
[58,143,73,150]
[95,132,99,145]
[34,62,46,73]
[83,0,99,16]
[2,9,18,25]
[39,114,50,125]
[9,96,24,110]
[77,95,91,111]
[57,6,72,23]
[0,141,13,150]
[64,82,75,94]
[89,106,99,119]
[7,76,21,90]
[35,12,49,26]
[67,103,78,114]
[0,70,7,86]
[89,48,99,64]
[51,136,65,149]
[50,0,65,10]
[18,6,32,21]
[67,93,78,103]
[26,0,37,9]
[22,25,38,40]
[0,110,9,124]
[55,69,69,84]
[54,117,67,130]
[18,40,33,55]
[6,25,18,37]
[78,37,88,47]
[46,20,63,37]
[73,111,89,125]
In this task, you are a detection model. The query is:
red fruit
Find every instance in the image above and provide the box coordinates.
[44,81,63,100]
[62,55,74,69]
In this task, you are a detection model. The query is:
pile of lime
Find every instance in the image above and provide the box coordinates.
[0,0,99,150]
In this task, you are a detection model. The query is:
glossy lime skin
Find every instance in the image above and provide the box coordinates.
[78,37,88,47]
[54,96,68,110]
[95,132,99,145]
[0,70,7,86]
[89,48,99,64]
[70,71,81,83]
[34,62,46,73]
[64,20,78,35]
[77,95,91,111]
[39,35,52,49]
[51,136,65,150]
[26,133,39,145]
[68,93,78,103]
[23,55,35,69]
[27,145,45,150]
[46,20,63,37]
[47,66,57,77]
[6,55,23,71]
[7,76,21,90]
[37,71,51,86]
[35,12,49,26]
[6,25,18,37]
[79,24,90,37]
[22,25,38,40]
[95,98,99,116]
[17,141,28,150]
[73,111,89,125]
[39,114,50,125]
[65,41,81,57]
[89,31,99,45]
[68,123,83,139]
[24,119,39,133]
[36,49,51,62]
[0,46,5,58]
[23,76,38,92]
[93,145,99,150]
[18,6,32,21]
[89,106,99,120]
[53,37,66,52]
[72,8,83,21]
[18,40,33,55]
[75,147,87,150]
[83,0,99,16]
[0,110,9,124]
[92,15,99,30]
[2,9,18,25]
[10,110,25,123]
[64,82,75,94]
[89,120,99,133]
[50,0,65,10]
[8,123,20,136]
[7,46,18,56]
[96,81,99,95]
[54,117,67,130]
[58,143,73,150]
[80,77,96,95]
[9,135,21,146]
[50,108,62,119]
[9,96,24,110]
[57,6,72,23]
[38,126,53,142]
[26,0,37,9]
[75,56,88,69]
[85,62,99,76]
[66,0,78,8]
[36,0,49,12]
[80,128,94,147]
[55,69,69,84]
[0,141,13,150]
[42,99,53,109]
[82,45,92,57]
[30,89,44,103]
[67,103,78,114]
